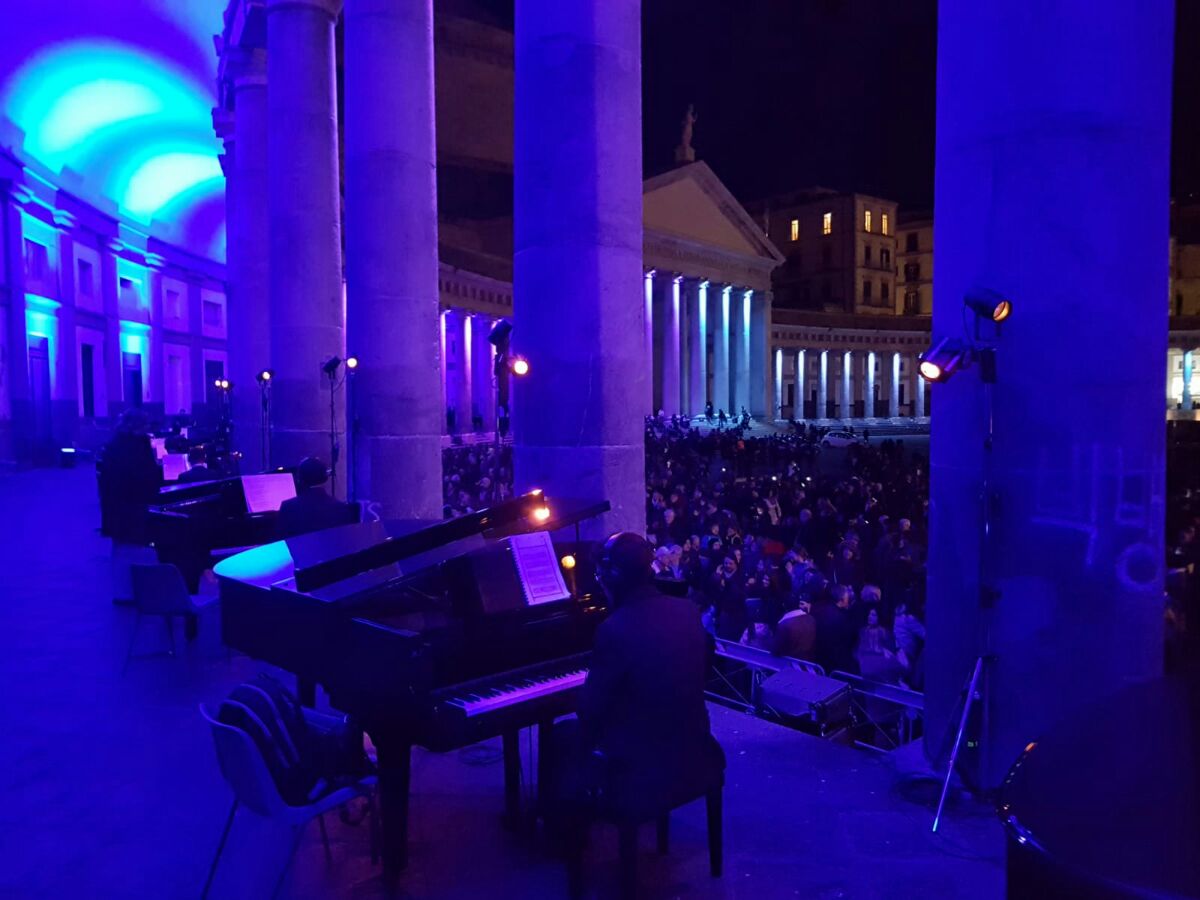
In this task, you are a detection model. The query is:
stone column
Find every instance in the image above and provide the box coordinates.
[889,351,901,417]
[712,285,731,415]
[913,355,925,417]
[100,243,123,414]
[685,279,707,415]
[0,190,29,459]
[54,216,80,446]
[818,349,828,418]
[514,0,645,537]
[661,275,681,415]
[773,347,783,419]
[471,314,494,433]
[1183,349,1194,411]
[865,351,876,418]
[733,289,752,415]
[925,0,1172,789]
[643,271,654,413]
[750,291,768,417]
[794,349,805,418]
[840,350,852,419]
[221,48,270,469]
[453,310,473,432]
[266,0,344,475]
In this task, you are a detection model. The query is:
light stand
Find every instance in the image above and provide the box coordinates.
[256,370,273,472]
[322,356,343,500]
[345,357,358,503]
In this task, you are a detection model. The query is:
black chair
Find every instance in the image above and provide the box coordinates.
[566,742,724,900]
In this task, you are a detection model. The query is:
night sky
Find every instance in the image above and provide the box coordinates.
[474,0,1199,211]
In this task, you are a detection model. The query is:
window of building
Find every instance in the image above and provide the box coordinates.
[881,248,891,268]
[790,218,799,241]
[905,290,920,315]
[864,245,872,265]
[80,343,95,418]
[822,245,832,267]
[202,299,223,329]
[864,209,872,232]
[881,282,890,304]
[24,239,48,281]
[822,212,832,235]
[77,259,94,297]
[881,213,890,235]
[906,232,919,252]
[166,288,183,321]
[863,280,873,302]
[1176,293,1185,316]
[904,262,921,282]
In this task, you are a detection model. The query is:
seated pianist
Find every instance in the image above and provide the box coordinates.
[552,532,725,826]
[177,447,212,484]
[278,457,357,538]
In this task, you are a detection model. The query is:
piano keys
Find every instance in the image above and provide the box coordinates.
[214,491,611,876]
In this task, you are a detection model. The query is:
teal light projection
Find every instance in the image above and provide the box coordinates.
[2,38,225,260]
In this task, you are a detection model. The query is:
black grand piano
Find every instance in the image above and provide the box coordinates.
[215,490,611,875]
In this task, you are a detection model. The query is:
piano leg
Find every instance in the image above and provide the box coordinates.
[373,734,412,877]
[537,717,554,820]
[502,729,521,830]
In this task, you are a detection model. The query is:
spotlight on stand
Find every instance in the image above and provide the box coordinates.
[510,356,530,376]
[965,288,1012,324]
[256,369,274,384]
[488,319,513,348]
[532,504,551,523]
[345,356,358,371]
[321,356,342,376]
[918,337,971,383]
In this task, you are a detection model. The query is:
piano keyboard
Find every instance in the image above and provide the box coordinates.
[442,666,588,718]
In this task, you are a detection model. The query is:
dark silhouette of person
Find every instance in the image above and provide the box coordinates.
[99,409,161,544]
[178,446,212,483]
[278,458,357,537]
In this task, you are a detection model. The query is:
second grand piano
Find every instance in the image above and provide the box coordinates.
[215,491,611,874]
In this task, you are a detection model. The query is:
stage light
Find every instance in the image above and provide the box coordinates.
[345,356,358,370]
[214,378,222,388]
[256,369,273,383]
[918,337,971,383]
[488,319,513,347]
[533,505,551,523]
[510,357,530,376]
[965,289,1012,323]
[561,554,576,570]
[321,356,342,376]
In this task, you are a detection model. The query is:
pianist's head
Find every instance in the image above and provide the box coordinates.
[597,532,655,605]
[296,457,330,491]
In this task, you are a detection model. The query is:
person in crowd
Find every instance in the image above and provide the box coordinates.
[278,457,356,537]
[856,608,908,684]
[99,408,161,546]
[773,600,817,660]
[178,446,212,483]
[812,583,859,675]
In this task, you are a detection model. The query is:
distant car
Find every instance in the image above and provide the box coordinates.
[820,431,861,448]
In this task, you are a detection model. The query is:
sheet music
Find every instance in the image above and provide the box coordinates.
[161,453,188,481]
[509,531,571,605]
[150,437,167,460]
[241,473,298,513]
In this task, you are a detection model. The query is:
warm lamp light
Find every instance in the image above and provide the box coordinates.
[533,505,551,523]
[510,357,530,376]
[918,337,970,383]
[561,554,576,570]
[965,289,1012,324]
[345,356,358,370]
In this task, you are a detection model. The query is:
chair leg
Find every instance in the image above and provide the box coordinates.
[618,824,638,900]
[201,799,238,900]
[121,612,141,674]
[271,822,306,900]
[318,813,332,862]
[656,814,669,855]
[706,788,723,878]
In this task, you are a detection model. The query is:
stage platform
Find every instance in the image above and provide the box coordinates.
[0,465,1002,899]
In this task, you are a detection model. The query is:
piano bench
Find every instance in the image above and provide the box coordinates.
[565,783,723,900]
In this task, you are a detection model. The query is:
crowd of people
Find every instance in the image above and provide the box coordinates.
[442,443,513,517]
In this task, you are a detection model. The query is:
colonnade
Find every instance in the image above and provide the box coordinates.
[771,347,928,420]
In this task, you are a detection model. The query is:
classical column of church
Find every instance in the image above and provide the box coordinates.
[925,0,1172,788]
[661,276,682,415]
[453,310,473,431]
[514,0,645,536]
[218,47,270,468]
[343,0,442,514]
[818,349,828,418]
[839,350,852,419]
[865,351,876,418]
[685,279,707,415]
[472,315,495,432]
[733,290,752,414]
[711,285,731,415]
[749,291,768,418]
[793,349,805,418]
[1183,349,1194,410]
[889,351,901,417]
[643,271,654,412]
[913,354,925,417]
[266,0,344,477]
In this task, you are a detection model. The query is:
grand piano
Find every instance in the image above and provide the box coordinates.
[215,490,611,875]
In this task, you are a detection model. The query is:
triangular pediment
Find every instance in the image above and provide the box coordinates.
[643,162,784,265]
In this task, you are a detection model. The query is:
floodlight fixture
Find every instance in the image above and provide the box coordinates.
[965,288,1012,323]
[918,336,971,383]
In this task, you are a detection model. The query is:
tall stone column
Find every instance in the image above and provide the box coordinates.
[818,350,828,418]
[925,0,1172,788]
[0,190,29,459]
[913,355,925,417]
[221,48,270,469]
[643,271,654,413]
[794,349,805,418]
[267,0,344,475]
[750,291,768,417]
[54,217,80,445]
[840,350,852,419]
[660,275,681,415]
[685,279,707,415]
[514,0,645,537]
[772,348,783,419]
[889,351,900,417]
[471,314,495,432]
[712,285,731,415]
[1183,349,1194,411]
[100,244,123,414]
[865,351,876,418]
[732,289,751,415]
[452,310,473,432]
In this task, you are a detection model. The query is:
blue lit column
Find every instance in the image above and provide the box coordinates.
[685,279,707,415]
[913,354,925,417]
[773,347,783,419]
[661,276,682,415]
[750,291,768,417]
[514,0,645,537]
[100,243,123,414]
[925,0,1172,788]
[1,189,31,459]
[266,0,344,472]
[733,289,752,415]
[345,0,443,515]
[712,285,731,415]
[643,271,654,413]
[818,350,828,418]
[889,351,900,417]
[471,314,495,432]
[794,349,805,418]
[865,351,876,418]
[1183,349,1194,411]
[452,310,473,432]
[839,350,852,419]
[54,212,80,445]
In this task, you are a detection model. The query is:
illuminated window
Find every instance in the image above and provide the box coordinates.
[790,218,799,241]
[202,299,223,328]
[77,259,94,297]
[24,239,48,281]
[822,212,832,235]
[864,209,872,232]
[166,288,183,320]
[881,213,890,235]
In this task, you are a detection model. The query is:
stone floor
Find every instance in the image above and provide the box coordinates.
[0,464,1003,899]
